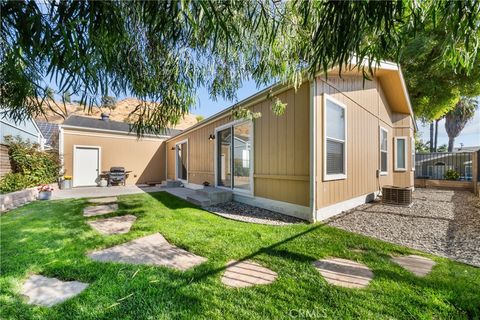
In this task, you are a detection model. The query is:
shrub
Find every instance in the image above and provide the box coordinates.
[0,173,33,193]
[0,136,60,193]
[444,169,460,180]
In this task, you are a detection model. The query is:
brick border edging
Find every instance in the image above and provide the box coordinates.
[0,187,39,213]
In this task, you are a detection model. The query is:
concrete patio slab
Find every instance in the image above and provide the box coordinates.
[88,233,206,270]
[83,204,118,217]
[391,255,436,277]
[87,215,137,235]
[312,258,373,289]
[52,185,165,200]
[221,260,277,288]
[88,197,118,204]
[21,275,88,307]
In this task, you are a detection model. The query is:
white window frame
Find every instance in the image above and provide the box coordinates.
[323,94,347,181]
[411,136,415,171]
[214,119,254,195]
[379,127,388,176]
[394,136,408,171]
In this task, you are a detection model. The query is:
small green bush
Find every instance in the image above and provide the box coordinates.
[0,136,60,193]
[0,173,33,193]
[444,169,460,180]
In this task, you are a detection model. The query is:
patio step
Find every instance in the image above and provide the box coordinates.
[186,194,211,207]
[195,187,232,205]
[161,180,183,188]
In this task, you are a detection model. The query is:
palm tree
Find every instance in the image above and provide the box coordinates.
[444,97,478,152]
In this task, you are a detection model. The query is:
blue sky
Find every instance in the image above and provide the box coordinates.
[193,82,480,148]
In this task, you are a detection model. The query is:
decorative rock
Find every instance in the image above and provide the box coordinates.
[83,204,118,217]
[87,215,136,235]
[88,197,118,204]
[221,260,277,288]
[312,258,373,289]
[391,254,436,277]
[88,233,206,270]
[21,275,88,307]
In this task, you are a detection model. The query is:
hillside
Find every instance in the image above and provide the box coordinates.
[34,97,199,130]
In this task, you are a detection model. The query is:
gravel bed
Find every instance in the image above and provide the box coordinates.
[204,201,306,225]
[327,189,480,267]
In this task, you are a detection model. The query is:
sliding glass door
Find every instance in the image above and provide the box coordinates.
[216,121,252,192]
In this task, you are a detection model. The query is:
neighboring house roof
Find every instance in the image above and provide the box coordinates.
[62,115,182,137]
[36,121,59,148]
[0,113,44,147]
[453,146,480,152]
[167,60,414,142]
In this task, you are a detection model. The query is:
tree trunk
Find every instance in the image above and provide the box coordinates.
[429,122,434,152]
[448,137,455,152]
[434,119,439,152]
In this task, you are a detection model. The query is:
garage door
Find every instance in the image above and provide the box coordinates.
[74,146,100,187]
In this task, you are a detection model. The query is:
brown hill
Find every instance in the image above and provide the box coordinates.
[35,97,199,130]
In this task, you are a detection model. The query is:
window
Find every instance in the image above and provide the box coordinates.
[394,137,407,171]
[324,95,346,180]
[411,137,415,171]
[379,127,388,175]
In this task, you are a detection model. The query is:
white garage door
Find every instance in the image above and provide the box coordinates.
[74,146,100,187]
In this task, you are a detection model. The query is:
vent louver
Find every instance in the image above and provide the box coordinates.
[382,186,413,206]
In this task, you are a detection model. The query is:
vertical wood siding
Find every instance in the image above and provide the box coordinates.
[166,83,311,207]
[315,75,413,208]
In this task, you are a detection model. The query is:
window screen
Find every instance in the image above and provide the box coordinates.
[324,96,346,178]
[395,137,407,170]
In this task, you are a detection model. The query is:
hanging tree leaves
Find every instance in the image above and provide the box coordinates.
[1,0,479,135]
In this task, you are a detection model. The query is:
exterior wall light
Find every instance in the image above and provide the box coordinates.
[208,134,215,140]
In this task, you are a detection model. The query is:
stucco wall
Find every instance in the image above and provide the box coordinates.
[62,130,166,185]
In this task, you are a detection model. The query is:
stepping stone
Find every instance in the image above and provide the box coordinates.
[391,255,436,277]
[221,260,277,288]
[21,275,88,307]
[87,215,137,235]
[312,258,373,289]
[83,204,118,217]
[88,233,206,271]
[88,197,118,204]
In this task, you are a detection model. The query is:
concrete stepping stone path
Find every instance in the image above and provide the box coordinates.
[312,258,373,289]
[221,260,277,288]
[88,233,206,270]
[21,275,88,307]
[391,254,436,277]
[87,215,137,235]
[83,204,118,217]
[88,197,118,204]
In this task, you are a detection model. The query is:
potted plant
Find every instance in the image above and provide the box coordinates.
[61,176,72,189]
[38,184,54,200]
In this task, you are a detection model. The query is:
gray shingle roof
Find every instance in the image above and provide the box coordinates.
[63,115,182,137]
[35,121,59,147]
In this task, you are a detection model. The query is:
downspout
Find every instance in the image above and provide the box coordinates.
[309,78,317,222]
[59,126,65,177]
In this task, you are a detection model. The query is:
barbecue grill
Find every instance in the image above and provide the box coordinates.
[107,167,127,186]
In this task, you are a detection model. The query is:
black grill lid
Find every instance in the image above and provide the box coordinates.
[110,167,125,172]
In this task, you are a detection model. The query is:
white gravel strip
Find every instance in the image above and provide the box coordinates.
[327,189,480,267]
[204,201,306,225]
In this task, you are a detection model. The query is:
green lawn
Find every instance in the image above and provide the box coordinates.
[1,192,479,319]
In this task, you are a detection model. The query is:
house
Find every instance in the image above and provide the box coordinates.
[1,114,45,177]
[59,115,181,187]
[164,61,415,222]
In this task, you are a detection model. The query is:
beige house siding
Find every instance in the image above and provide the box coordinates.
[315,75,413,209]
[63,130,166,185]
[166,82,311,207]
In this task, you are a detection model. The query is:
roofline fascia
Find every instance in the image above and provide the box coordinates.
[60,124,172,139]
